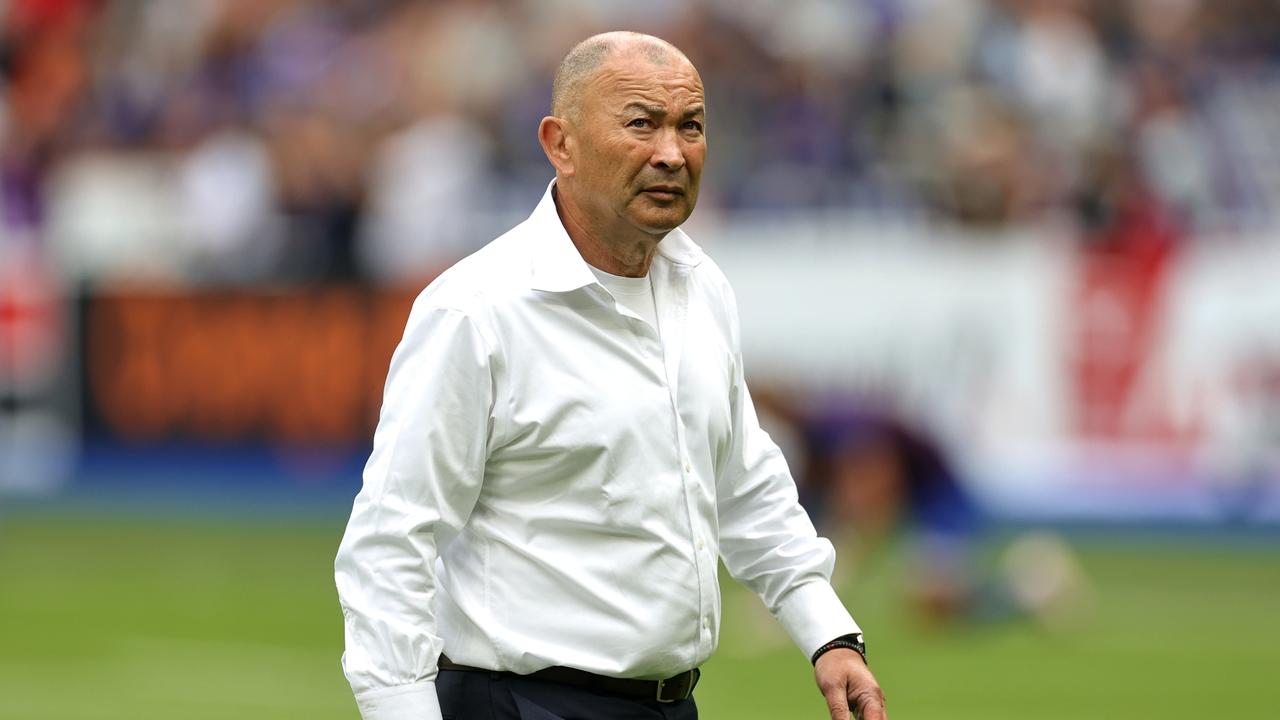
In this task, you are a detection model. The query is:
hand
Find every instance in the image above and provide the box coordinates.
[814,648,887,720]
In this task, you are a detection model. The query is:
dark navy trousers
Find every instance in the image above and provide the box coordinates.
[437,669,699,720]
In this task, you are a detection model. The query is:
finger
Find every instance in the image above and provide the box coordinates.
[852,691,887,720]
[823,686,851,720]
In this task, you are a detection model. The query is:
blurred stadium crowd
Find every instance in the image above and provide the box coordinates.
[4,1,1276,640]
[2,0,1279,284]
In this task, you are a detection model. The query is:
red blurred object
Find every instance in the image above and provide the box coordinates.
[0,253,63,387]
[5,0,96,33]
[1070,193,1193,446]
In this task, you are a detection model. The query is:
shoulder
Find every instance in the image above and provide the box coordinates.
[673,230,744,348]
[395,223,540,362]
[411,222,534,318]
[677,230,738,312]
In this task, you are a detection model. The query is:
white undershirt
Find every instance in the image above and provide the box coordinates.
[589,265,659,329]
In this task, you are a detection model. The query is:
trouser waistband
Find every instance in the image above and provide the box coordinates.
[438,654,700,703]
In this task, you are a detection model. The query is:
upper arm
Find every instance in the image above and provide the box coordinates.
[365,301,499,538]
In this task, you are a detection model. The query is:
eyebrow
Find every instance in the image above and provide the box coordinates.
[622,102,705,119]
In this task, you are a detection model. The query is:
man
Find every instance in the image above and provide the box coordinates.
[335,31,887,720]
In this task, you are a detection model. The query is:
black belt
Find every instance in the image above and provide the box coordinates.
[438,654,700,703]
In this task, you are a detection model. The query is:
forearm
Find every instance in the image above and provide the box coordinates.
[717,373,861,657]
[335,489,445,715]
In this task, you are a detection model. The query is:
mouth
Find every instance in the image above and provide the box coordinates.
[642,185,685,201]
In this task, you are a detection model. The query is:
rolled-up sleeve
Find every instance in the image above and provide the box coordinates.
[715,293,860,659]
[335,300,495,720]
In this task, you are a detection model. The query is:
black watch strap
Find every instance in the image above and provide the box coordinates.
[811,633,867,666]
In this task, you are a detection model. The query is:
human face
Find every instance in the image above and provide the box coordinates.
[570,52,706,238]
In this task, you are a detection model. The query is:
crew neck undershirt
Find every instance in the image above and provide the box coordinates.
[588,265,659,330]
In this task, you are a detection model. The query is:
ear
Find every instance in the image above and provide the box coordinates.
[538,116,575,176]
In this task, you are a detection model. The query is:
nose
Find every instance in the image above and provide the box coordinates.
[650,128,685,171]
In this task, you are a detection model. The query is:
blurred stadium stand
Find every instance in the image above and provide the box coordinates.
[2,0,1279,525]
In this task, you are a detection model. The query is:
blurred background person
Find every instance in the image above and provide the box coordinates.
[802,403,1087,629]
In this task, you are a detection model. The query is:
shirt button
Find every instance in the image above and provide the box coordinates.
[683,459,692,473]
[696,538,705,551]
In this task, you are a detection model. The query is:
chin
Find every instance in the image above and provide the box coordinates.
[631,210,690,234]
[636,221,682,235]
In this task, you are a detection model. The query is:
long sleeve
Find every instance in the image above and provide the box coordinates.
[334,301,496,720]
[715,298,860,659]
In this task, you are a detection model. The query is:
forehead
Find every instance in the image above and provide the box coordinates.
[586,51,704,113]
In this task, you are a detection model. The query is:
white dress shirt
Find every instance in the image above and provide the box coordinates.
[335,183,860,720]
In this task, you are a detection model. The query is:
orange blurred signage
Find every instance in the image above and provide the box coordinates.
[83,285,419,444]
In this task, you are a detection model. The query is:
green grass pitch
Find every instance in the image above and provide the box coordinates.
[1,511,1276,719]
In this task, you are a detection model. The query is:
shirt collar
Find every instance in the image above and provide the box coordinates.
[528,180,705,293]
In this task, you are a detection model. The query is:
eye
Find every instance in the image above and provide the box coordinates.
[627,118,653,129]
[682,120,703,133]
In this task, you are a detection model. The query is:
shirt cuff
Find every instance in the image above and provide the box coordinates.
[353,681,442,720]
[773,581,862,659]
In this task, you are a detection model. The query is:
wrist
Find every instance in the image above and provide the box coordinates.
[811,633,867,667]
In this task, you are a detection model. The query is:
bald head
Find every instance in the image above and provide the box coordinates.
[551,31,693,122]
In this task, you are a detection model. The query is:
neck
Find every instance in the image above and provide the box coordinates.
[553,184,662,277]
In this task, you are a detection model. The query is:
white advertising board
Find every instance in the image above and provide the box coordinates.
[709,221,1280,522]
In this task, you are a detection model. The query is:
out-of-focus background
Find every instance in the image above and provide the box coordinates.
[2,0,1279,718]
